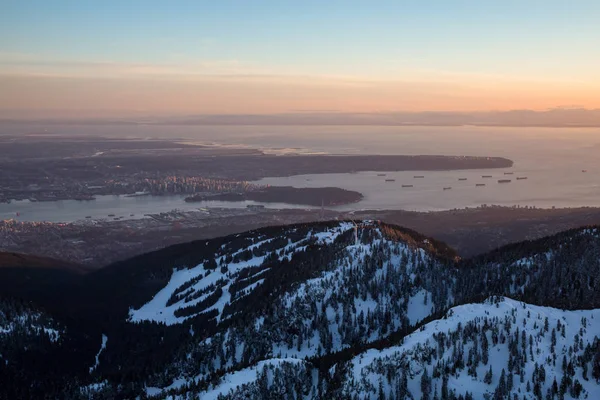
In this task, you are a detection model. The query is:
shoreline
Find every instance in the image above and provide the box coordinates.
[4,192,600,224]
[0,153,512,203]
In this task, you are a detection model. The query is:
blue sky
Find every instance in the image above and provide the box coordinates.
[1,1,599,116]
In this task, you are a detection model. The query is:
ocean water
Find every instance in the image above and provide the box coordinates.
[0,195,309,223]
[1,125,599,221]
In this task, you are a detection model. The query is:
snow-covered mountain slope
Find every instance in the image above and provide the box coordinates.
[128,222,600,399]
[341,297,600,400]
[155,358,318,400]
[459,225,600,311]
[4,221,600,399]
[129,222,354,325]
[145,222,456,394]
[143,297,600,400]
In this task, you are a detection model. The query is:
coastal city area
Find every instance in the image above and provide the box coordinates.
[0,207,322,268]
[2,133,600,270]
[3,203,600,269]
[0,134,511,203]
[0,175,260,203]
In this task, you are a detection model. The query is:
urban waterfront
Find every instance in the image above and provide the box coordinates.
[1,125,600,222]
[0,194,312,223]
[2,164,600,223]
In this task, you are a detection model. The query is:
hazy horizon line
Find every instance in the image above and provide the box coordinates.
[2,107,600,128]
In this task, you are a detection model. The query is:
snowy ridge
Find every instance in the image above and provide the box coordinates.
[495,226,599,270]
[342,297,600,400]
[150,297,600,400]
[129,222,354,325]
[270,236,441,353]
[5,221,600,399]
[153,225,452,394]
[84,222,600,399]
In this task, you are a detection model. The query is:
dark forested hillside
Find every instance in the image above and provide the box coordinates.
[0,251,85,272]
[0,221,599,399]
[0,297,88,399]
[459,226,600,309]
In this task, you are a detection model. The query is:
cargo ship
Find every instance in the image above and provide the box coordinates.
[458,178,467,181]
[476,183,486,187]
[504,172,514,175]
[414,175,425,178]
[482,175,492,178]
[385,179,396,182]
[443,187,452,190]
[402,184,413,188]
[516,177,528,180]
[498,179,512,183]
[377,173,386,176]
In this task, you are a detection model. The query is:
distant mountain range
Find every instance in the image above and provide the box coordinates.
[2,108,600,127]
[1,221,599,399]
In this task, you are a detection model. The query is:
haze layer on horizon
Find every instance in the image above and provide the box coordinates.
[1,1,600,119]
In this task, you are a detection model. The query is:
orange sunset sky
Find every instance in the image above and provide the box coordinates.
[1,1,599,118]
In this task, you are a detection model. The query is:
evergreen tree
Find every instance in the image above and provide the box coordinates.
[421,368,432,400]
[484,365,493,385]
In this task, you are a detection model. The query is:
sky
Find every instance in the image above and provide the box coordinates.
[1,1,600,118]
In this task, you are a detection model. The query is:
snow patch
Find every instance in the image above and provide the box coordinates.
[89,334,108,374]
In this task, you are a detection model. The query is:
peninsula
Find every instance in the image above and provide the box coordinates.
[185,186,363,207]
